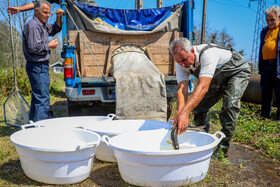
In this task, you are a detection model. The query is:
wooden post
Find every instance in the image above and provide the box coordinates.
[171,31,179,75]
[135,0,143,9]
[157,0,163,8]
[105,41,113,76]
[78,33,83,78]
[201,0,207,44]
[145,47,155,64]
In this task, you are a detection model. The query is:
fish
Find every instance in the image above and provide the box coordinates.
[171,126,179,150]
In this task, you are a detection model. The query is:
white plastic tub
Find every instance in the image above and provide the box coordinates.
[29,114,115,128]
[103,129,225,186]
[83,120,172,162]
[10,126,101,184]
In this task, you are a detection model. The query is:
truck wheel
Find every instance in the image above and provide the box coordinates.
[67,99,83,116]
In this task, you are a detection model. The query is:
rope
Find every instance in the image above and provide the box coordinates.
[8,0,17,87]
[65,6,110,83]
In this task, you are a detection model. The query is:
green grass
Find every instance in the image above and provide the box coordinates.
[0,71,67,186]
[0,68,65,97]
[0,71,279,186]
[211,101,280,160]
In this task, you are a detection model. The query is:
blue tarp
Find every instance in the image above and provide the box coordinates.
[74,1,184,31]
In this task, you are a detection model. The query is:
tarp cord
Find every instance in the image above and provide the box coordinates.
[65,6,110,83]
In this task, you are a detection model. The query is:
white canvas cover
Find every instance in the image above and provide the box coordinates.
[112,46,167,121]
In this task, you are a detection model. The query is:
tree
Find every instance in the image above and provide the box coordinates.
[0,0,33,68]
[193,24,248,57]
[0,0,63,68]
[194,25,235,49]
[0,0,33,32]
[0,20,25,68]
[49,35,63,65]
[0,21,10,67]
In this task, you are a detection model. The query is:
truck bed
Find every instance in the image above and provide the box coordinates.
[68,30,182,79]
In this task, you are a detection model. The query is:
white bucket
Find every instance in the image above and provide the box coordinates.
[10,126,101,184]
[103,129,225,186]
[29,114,115,128]
[84,120,172,162]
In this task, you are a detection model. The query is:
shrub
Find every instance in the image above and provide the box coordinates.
[0,68,31,96]
[0,68,65,97]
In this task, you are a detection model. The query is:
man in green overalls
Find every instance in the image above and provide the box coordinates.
[170,37,251,159]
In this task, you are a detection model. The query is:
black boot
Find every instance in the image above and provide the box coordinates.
[194,112,210,133]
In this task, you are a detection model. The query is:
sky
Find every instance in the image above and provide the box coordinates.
[93,0,279,62]
[3,0,280,62]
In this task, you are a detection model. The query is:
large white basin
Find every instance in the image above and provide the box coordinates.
[103,129,225,186]
[83,120,172,162]
[10,126,101,184]
[29,114,115,128]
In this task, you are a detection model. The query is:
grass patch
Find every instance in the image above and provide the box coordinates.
[234,102,280,159]
[211,100,280,159]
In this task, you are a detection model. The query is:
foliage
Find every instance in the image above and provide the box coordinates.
[0,1,63,69]
[0,21,13,68]
[0,68,31,97]
[207,28,235,49]
[0,67,65,97]
[209,100,280,160]
[194,25,236,50]
[0,20,25,68]
[0,0,33,32]
[235,102,280,159]
[0,51,8,67]
[49,35,64,65]
[49,73,66,97]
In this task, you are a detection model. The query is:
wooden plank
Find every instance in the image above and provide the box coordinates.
[144,47,155,64]
[81,54,172,76]
[104,41,113,76]
[82,54,107,66]
[78,33,83,78]
[81,43,109,54]
[68,30,182,77]
[171,31,180,75]
[82,65,105,77]
[81,54,170,65]
[69,31,176,48]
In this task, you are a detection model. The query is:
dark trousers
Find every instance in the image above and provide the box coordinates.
[260,61,280,118]
[26,61,50,122]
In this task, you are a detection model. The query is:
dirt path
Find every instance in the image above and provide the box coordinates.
[212,143,280,186]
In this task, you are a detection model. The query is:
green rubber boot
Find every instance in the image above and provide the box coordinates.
[211,136,231,160]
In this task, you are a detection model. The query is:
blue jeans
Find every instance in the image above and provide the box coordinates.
[26,61,50,122]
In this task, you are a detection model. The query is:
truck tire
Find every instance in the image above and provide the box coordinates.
[67,99,83,116]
